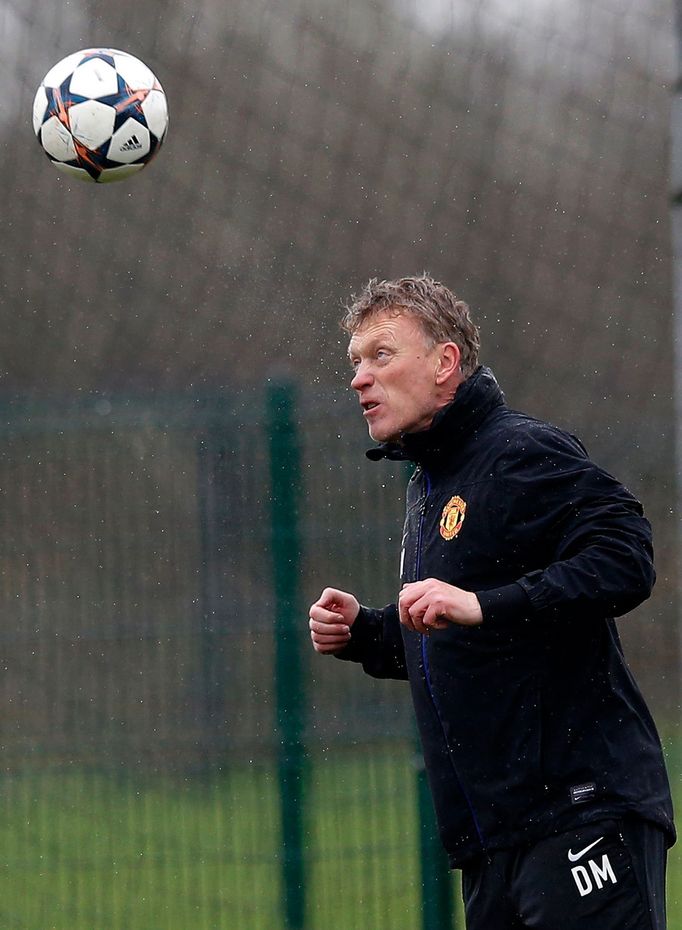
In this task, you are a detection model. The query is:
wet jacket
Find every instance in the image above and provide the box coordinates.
[338,366,675,867]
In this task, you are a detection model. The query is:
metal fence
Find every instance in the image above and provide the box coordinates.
[0,386,450,929]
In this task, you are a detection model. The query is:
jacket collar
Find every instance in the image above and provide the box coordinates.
[366,366,505,464]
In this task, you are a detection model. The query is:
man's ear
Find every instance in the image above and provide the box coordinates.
[435,343,461,384]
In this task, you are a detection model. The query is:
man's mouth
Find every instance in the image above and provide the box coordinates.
[362,401,380,414]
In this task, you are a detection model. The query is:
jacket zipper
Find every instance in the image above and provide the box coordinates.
[416,468,487,852]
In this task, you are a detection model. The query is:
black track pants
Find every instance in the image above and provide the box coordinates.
[461,818,668,930]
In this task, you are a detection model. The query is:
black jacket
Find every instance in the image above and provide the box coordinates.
[338,366,674,867]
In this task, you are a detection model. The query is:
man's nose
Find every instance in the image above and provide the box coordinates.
[351,365,373,390]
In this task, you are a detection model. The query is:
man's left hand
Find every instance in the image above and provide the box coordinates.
[398,579,483,633]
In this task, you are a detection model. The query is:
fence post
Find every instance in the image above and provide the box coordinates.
[267,381,307,930]
[416,746,455,930]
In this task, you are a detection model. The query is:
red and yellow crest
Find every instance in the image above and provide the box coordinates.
[439,495,467,541]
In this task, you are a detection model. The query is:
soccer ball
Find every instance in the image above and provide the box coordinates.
[33,48,169,184]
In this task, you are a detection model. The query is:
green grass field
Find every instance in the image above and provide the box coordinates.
[0,745,678,929]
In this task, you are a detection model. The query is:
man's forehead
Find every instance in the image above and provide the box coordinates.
[347,311,419,353]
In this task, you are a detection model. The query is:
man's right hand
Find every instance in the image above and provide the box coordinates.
[308,587,360,654]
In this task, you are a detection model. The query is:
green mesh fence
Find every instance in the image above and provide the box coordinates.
[0,0,678,926]
[0,391,432,930]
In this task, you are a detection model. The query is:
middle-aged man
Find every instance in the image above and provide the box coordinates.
[308,275,675,930]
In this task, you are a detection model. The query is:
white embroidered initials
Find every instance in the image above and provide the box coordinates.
[571,854,618,897]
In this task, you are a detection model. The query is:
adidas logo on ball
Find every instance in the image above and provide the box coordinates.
[120,135,143,152]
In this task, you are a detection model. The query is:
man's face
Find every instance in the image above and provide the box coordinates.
[348,312,445,443]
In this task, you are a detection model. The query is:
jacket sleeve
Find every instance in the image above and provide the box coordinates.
[334,603,408,680]
[475,425,655,625]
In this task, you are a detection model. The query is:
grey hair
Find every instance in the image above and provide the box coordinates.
[342,274,480,377]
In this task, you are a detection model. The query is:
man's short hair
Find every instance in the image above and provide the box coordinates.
[342,274,480,377]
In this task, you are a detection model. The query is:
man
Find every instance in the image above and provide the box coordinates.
[308,275,675,929]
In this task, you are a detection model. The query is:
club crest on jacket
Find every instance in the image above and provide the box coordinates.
[440,495,467,540]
